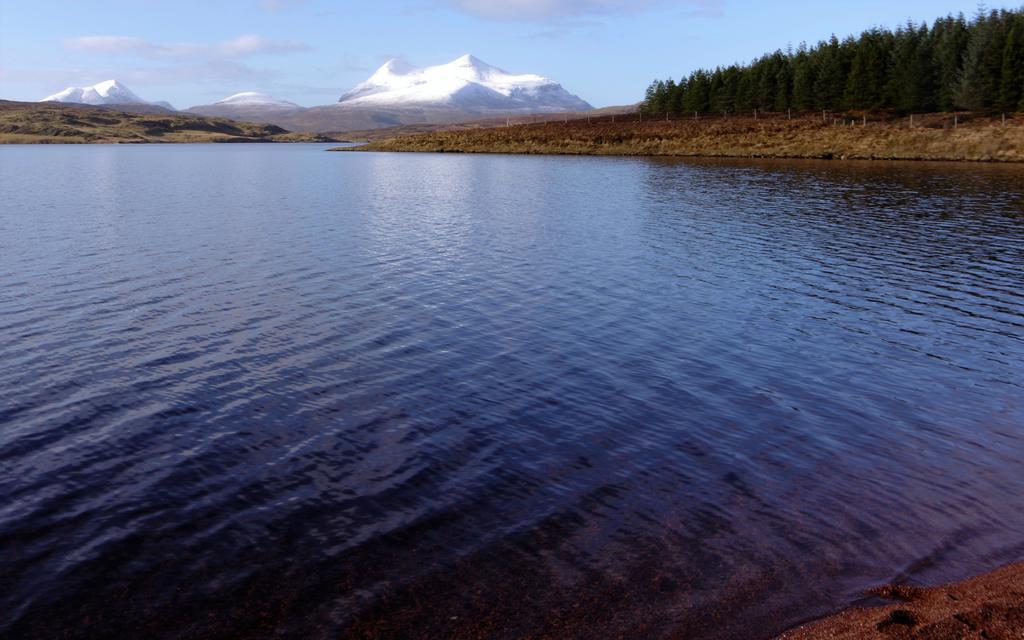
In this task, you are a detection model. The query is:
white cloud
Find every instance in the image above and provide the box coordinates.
[62,36,150,55]
[63,35,310,59]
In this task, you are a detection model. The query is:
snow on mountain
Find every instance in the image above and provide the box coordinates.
[41,80,151,106]
[185,91,304,121]
[338,55,592,112]
[214,92,301,108]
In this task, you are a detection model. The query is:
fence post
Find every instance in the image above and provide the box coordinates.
[910,114,914,128]
[954,114,958,129]
[788,108,792,120]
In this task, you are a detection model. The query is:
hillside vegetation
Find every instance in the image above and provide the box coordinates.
[0,101,337,144]
[340,112,1024,162]
[642,8,1024,116]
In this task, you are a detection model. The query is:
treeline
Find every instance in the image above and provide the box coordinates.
[641,7,1024,115]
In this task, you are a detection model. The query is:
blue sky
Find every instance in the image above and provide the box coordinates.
[0,0,1006,108]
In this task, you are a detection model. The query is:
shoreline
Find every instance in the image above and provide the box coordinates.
[778,561,1024,639]
[335,113,1024,163]
[0,138,344,145]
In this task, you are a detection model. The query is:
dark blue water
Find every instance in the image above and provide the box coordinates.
[1,144,1022,639]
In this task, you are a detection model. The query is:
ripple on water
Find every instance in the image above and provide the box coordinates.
[1,146,1023,639]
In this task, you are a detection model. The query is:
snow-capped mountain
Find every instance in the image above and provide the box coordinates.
[183,56,593,132]
[338,55,592,112]
[186,91,304,121]
[35,59,593,132]
[214,92,302,109]
[42,80,151,106]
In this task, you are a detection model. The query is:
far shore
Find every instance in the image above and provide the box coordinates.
[334,112,1024,163]
[0,100,340,144]
[778,561,1024,639]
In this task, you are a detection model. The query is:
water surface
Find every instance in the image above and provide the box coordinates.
[1,145,1023,639]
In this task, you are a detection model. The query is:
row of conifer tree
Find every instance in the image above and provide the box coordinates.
[641,8,1024,115]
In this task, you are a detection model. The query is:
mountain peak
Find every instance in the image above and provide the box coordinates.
[337,56,591,112]
[372,58,415,78]
[93,79,125,92]
[445,55,504,75]
[41,80,151,106]
[452,54,483,66]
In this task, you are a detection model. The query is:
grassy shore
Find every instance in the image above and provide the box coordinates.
[0,100,337,144]
[779,561,1024,639]
[339,112,1023,162]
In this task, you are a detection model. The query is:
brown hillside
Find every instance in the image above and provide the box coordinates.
[341,111,1023,162]
[0,100,338,144]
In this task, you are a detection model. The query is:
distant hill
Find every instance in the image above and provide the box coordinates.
[0,100,338,144]
[183,55,593,133]
[60,102,180,116]
[331,104,640,141]
[185,92,304,123]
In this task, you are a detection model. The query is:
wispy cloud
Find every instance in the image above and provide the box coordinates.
[63,35,310,59]
[446,0,721,20]
[258,0,310,10]
[447,0,646,20]
[527,17,602,39]
[2,61,276,88]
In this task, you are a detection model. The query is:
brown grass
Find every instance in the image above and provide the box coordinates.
[340,112,1024,162]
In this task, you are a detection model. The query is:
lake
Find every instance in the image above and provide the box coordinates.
[1,144,1022,639]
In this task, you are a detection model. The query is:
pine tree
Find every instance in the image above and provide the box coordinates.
[683,71,711,113]
[773,55,794,111]
[888,22,938,112]
[642,80,668,115]
[957,9,1008,110]
[815,36,846,109]
[664,78,679,114]
[845,28,888,109]
[998,19,1023,111]
[736,70,755,111]
[791,44,816,110]
[932,14,969,110]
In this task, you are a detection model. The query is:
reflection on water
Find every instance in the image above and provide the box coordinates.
[1,145,1022,639]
